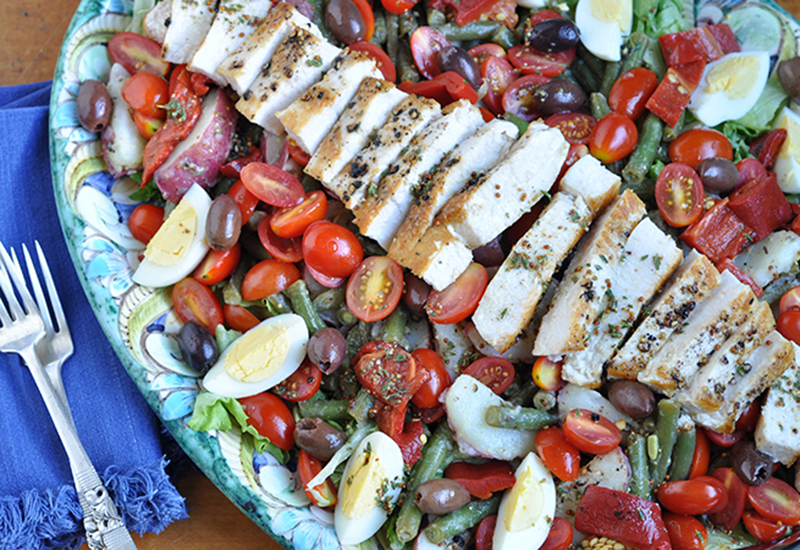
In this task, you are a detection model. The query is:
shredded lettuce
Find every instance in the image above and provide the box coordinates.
[633,0,690,39]
[717,121,757,163]
[215,325,242,354]
[126,0,158,35]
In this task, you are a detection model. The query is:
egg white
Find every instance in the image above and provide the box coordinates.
[575,0,632,62]
[772,106,800,193]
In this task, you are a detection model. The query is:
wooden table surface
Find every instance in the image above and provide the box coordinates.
[3,1,800,548]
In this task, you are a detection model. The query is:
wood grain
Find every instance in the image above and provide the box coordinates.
[4,0,800,548]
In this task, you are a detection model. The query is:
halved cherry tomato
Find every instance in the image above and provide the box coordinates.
[562,409,621,455]
[482,56,518,115]
[747,477,800,526]
[425,262,489,324]
[708,467,747,531]
[238,392,295,450]
[657,479,728,516]
[742,510,790,542]
[128,204,164,244]
[398,71,478,106]
[409,27,451,79]
[241,259,301,301]
[108,32,169,76]
[270,190,328,239]
[240,162,305,207]
[297,449,338,508]
[608,68,658,120]
[220,146,264,178]
[669,128,733,169]
[287,140,311,166]
[588,112,638,164]
[779,285,800,315]
[348,41,397,82]
[662,513,708,550]
[462,356,515,395]
[688,428,710,479]
[507,44,574,78]
[779,309,800,345]
[540,517,573,550]
[502,74,549,121]
[475,515,497,550]
[381,0,417,14]
[535,427,581,482]
[545,112,596,145]
[469,43,507,65]
[272,358,322,402]
[346,255,404,322]
[351,0,375,41]
[532,356,565,391]
[257,216,303,263]
[223,304,260,333]
[303,221,364,279]
[411,348,451,409]
[227,179,259,225]
[655,163,705,227]
[735,398,761,433]
[306,263,346,289]
[193,243,241,285]
[133,110,163,138]
[122,72,169,118]
[172,277,223,334]
[703,427,743,448]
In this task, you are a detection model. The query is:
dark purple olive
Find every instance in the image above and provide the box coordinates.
[326,0,366,45]
[696,157,739,194]
[294,417,348,461]
[402,272,430,317]
[437,45,482,89]
[206,194,242,250]
[307,327,347,374]
[530,79,586,115]
[608,380,655,419]
[731,440,773,486]
[177,320,219,375]
[472,237,505,267]
[77,79,112,133]
[415,478,471,515]
[779,57,800,101]
[527,19,580,53]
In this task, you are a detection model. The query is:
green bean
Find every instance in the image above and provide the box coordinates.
[434,21,501,41]
[398,11,418,37]
[622,113,664,187]
[669,426,697,481]
[222,256,253,305]
[485,405,557,431]
[265,292,292,316]
[337,305,358,327]
[426,8,447,27]
[620,34,647,74]
[349,388,376,425]
[397,40,421,83]
[298,398,351,420]
[380,521,408,550]
[286,280,326,335]
[627,432,651,499]
[313,286,345,312]
[425,494,501,544]
[590,92,611,120]
[642,35,667,79]
[386,13,400,68]
[650,399,681,488]
[599,60,621,97]
[382,306,409,346]
[300,173,322,192]
[662,110,686,142]
[491,25,518,50]
[577,42,606,79]
[514,11,530,44]
[533,390,557,411]
[569,59,600,94]
[509,379,539,407]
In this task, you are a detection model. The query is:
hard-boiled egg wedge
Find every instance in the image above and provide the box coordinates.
[493,452,556,550]
[689,51,770,127]
[132,183,211,287]
[575,0,632,62]
[335,431,405,546]
[202,314,308,398]
[772,106,800,193]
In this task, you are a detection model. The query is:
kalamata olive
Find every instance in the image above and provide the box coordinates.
[307,327,346,374]
[697,157,739,194]
[326,0,366,45]
[472,237,505,267]
[77,79,112,133]
[415,479,471,515]
[177,320,219,375]
[779,57,800,101]
[206,194,242,250]
[731,440,773,486]
[607,380,655,419]
[402,272,430,317]
[294,417,348,461]
[527,19,580,53]
[531,80,586,116]
[437,45,482,90]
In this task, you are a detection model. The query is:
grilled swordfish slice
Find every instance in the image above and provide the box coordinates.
[532,189,647,356]
[561,217,683,388]
[304,78,408,186]
[143,0,171,44]
[236,27,341,134]
[558,154,623,216]
[161,0,218,64]
[216,3,323,95]
[189,0,273,83]
[277,52,383,155]
[353,100,484,249]
[756,344,800,465]
[607,250,720,380]
[637,270,756,396]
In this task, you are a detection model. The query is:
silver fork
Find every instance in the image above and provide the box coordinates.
[0,242,137,550]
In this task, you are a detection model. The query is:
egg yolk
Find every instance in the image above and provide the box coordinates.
[144,200,197,266]
[224,324,290,383]
[775,110,800,160]
[503,468,545,532]
[706,56,760,100]
[340,450,387,519]
[589,0,632,33]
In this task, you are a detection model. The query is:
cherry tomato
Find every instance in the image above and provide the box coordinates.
[347,41,396,82]
[501,74,549,122]
[688,428,710,479]
[302,221,364,279]
[351,0,375,41]
[507,44,574,78]
[779,285,800,315]
[663,513,708,550]
[297,449,338,507]
[532,356,565,391]
[223,304,260,333]
[747,477,800,526]
[381,0,417,15]
[220,146,264,179]
[735,398,762,433]
[241,259,301,301]
[193,243,241,285]
[240,162,305,207]
[545,112,596,145]
[411,348,451,409]
[777,309,800,345]
[535,427,581,482]
[258,216,303,263]
[588,112,638,164]
[655,163,705,227]
[122,72,169,118]
[107,32,169,76]
[742,510,790,542]
[703,427,743,448]
[286,140,311,166]
[425,262,489,324]
[128,204,164,244]
[227,179,259,225]
[462,356,515,395]
[608,68,658,120]
[238,392,295,450]
[657,479,728,516]
[540,517,573,550]
[469,43,507,66]
[346,255,404,322]
[172,277,223,334]
[306,263,346,289]
[410,27,451,79]
[708,467,747,531]
[482,56,518,115]
[475,515,497,550]
[270,191,328,239]
[398,72,478,107]
[693,475,729,514]
[272,359,322,402]
[669,128,733,169]
[562,409,621,455]
[133,110,163,138]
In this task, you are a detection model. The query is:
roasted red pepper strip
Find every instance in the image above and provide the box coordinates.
[680,198,756,264]
[190,72,213,96]
[353,341,423,408]
[750,129,788,170]
[428,0,518,28]
[287,140,311,166]
[645,60,705,127]
[728,173,793,243]
[717,258,763,298]
[574,485,672,550]
[375,404,424,465]
[445,460,516,499]
[659,24,739,67]
[398,72,478,107]
[220,145,264,178]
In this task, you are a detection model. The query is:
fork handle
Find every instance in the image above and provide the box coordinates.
[21,348,137,550]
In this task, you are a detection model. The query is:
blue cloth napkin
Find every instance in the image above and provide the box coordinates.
[0,82,188,550]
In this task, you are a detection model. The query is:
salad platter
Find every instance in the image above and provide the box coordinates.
[49,0,800,548]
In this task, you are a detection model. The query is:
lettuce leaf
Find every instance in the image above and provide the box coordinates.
[633,0,690,39]
[734,75,789,132]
